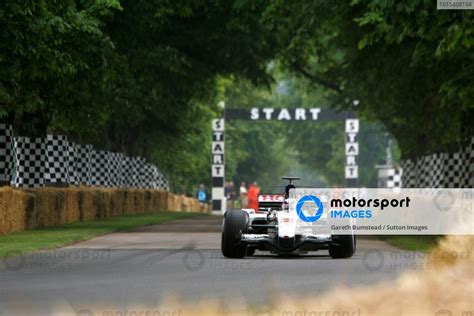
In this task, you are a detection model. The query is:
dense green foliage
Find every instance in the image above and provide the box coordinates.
[264,0,473,158]
[0,0,278,192]
[1,0,472,192]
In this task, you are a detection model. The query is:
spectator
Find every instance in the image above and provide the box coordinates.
[196,183,207,212]
[240,181,248,208]
[224,181,234,210]
[248,181,260,212]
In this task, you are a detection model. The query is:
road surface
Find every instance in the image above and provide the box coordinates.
[0,216,426,315]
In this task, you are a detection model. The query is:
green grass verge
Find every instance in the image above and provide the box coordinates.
[0,211,207,258]
[378,235,441,252]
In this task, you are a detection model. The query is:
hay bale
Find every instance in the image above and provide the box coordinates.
[182,196,195,212]
[157,190,169,211]
[149,191,159,212]
[110,189,125,216]
[63,188,81,224]
[0,187,191,234]
[185,196,193,212]
[94,189,113,219]
[167,193,180,212]
[133,190,145,214]
[123,190,135,215]
[33,188,64,228]
[194,199,200,211]
[78,190,97,221]
[16,190,35,230]
[104,190,114,218]
[112,189,126,216]
[154,190,168,212]
[179,195,187,212]
[175,194,182,211]
[144,190,153,213]
[0,188,31,234]
[0,188,14,233]
[192,199,201,212]
[165,193,173,211]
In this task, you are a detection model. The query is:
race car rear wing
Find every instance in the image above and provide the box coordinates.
[258,194,285,212]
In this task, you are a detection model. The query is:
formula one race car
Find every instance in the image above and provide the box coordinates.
[221,177,356,259]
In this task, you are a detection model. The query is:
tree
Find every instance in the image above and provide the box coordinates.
[0,0,282,193]
[263,0,474,158]
[0,0,121,136]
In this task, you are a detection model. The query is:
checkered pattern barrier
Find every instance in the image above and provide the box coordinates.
[90,150,112,187]
[0,125,168,190]
[142,163,169,189]
[122,156,145,188]
[75,144,92,185]
[387,168,402,188]
[159,173,169,190]
[401,138,474,188]
[109,152,124,187]
[0,124,14,183]
[377,168,402,188]
[67,142,79,185]
[44,134,69,185]
[12,136,46,188]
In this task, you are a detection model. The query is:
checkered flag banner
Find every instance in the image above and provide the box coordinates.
[67,141,79,185]
[401,137,474,188]
[75,144,92,185]
[12,136,46,188]
[0,124,14,184]
[141,163,168,189]
[387,168,402,188]
[378,167,402,188]
[90,150,112,187]
[44,134,69,186]
[0,125,169,190]
[159,173,170,190]
[122,156,146,188]
[142,163,156,189]
[109,152,124,187]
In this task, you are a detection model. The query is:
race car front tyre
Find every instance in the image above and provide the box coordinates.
[221,209,249,258]
[329,235,356,259]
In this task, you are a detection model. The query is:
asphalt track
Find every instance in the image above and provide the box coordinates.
[0,216,427,315]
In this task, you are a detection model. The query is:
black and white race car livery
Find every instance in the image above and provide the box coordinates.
[221,177,356,258]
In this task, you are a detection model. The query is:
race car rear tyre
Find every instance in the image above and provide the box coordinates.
[221,209,249,258]
[246,247,255,256]
[329,235,356,259]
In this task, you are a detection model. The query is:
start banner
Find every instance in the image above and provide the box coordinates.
[289,188,474,235]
